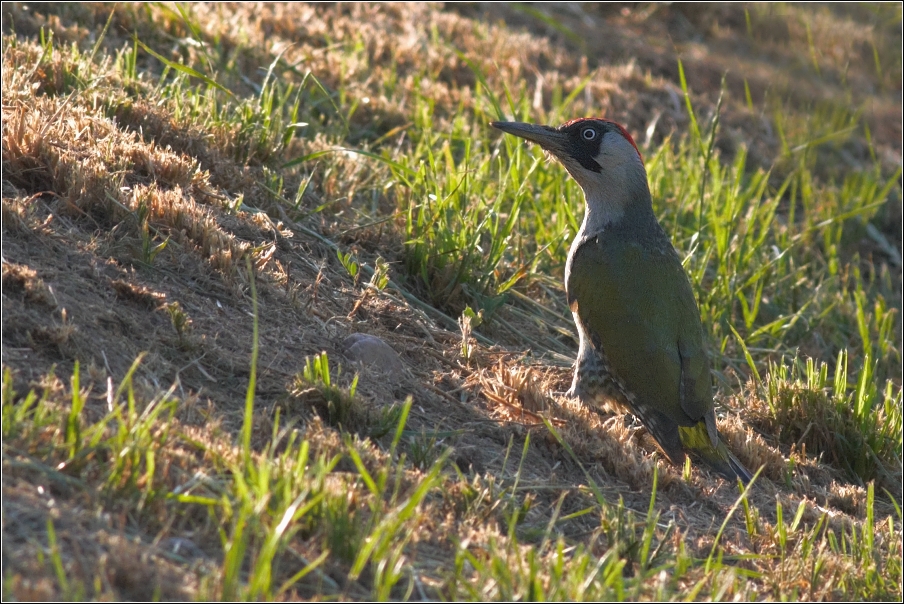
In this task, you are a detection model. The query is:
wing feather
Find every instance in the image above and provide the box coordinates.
[566,236,711,425]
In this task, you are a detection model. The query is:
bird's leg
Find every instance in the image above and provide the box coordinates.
[622,413,648,438]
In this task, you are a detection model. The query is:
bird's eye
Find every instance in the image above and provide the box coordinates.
[581,128,597,141]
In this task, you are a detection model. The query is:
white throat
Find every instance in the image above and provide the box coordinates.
[569,133,649,240]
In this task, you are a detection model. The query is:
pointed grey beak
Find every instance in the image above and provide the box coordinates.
[490,121,568,155]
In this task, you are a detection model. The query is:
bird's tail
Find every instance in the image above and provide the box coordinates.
[678,423,753,486]
[724,449,754,485]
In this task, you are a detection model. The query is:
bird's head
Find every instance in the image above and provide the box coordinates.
[491,118,651,228]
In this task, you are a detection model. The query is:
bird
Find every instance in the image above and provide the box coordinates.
[491,118,752,485]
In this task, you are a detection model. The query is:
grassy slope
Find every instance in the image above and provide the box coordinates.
[2,3,901,600]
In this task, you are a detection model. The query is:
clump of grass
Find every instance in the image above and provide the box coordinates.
[746,352,902,488]
[292,351,361,429]
[406,428,448,471]
[393,95,533,314]
[290,351,410,441]
[1,362,195,600]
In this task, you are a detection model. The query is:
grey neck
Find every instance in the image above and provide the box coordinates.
[575,183,656,241]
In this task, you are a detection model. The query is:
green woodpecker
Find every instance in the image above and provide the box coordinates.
[492,118,752,485]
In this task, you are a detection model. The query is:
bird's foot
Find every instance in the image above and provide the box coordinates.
[621,413,643,428]
[624,418,649,440]
[613,412,645,435]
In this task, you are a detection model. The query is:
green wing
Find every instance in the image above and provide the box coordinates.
[566,235,712,426]
[566,234,753,484]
